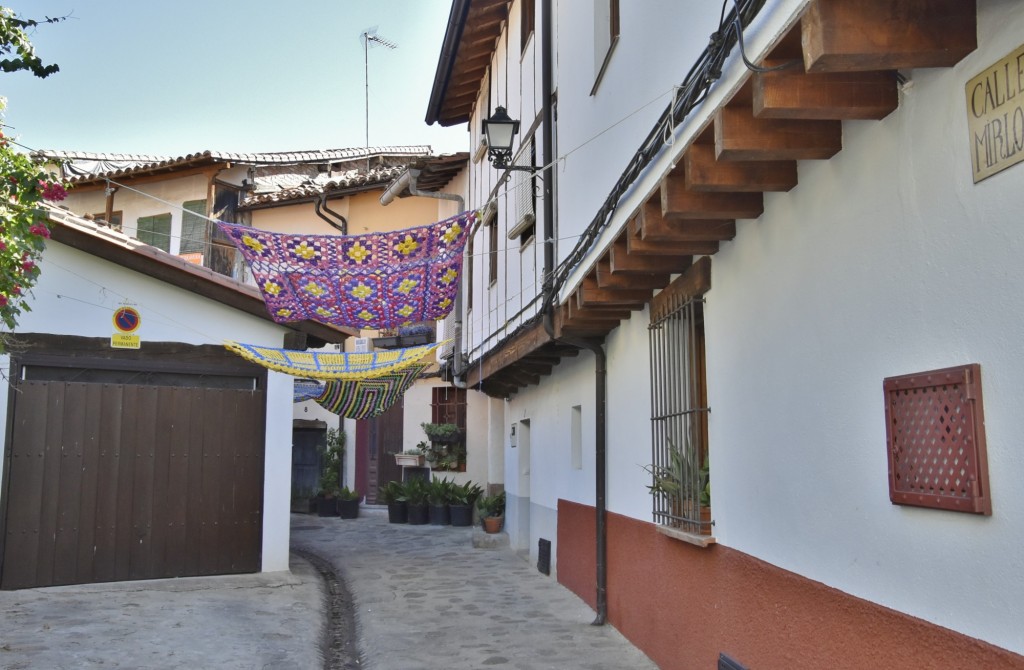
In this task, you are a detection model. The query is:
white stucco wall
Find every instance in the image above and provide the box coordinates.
[2,240,298,573]
[462,0,1024,655]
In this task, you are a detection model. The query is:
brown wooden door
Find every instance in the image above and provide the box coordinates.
[363,401,404,503]
[1,379,265,589]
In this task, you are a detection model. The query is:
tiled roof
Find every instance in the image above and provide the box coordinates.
[32,146,434,185]
[241,165,410,208]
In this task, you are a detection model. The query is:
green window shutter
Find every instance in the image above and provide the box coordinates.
[180,199,208,254]
[136,213,172,252]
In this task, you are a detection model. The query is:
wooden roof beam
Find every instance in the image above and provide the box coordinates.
[610,237,696,274]
[595,258,670,290]
[576,277,651,309]
[754,59,898,120]
[802,0,977,73]
[660,170,764,219]
[714,105,842,161]
[684,142,798,192]
[637,199,736,243]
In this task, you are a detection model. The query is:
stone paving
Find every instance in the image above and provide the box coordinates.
[0,555,325,669]
[292,507,657,670]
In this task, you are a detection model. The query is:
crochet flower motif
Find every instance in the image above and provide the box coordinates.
[276,308,293,318]
[438,297,452,310]
[347,242,371,263]
[398,304,415,317]
[264,280,282,296]
[440,268,458,285]
[395,235,419,256]
[303,281,326,297]
[288,239,321,261]
[441,222,462,245]
[357,309,375,322]
[315,307,333,318]
[242,235,266,254]
[350,283,373,299]
[397,278,419,295]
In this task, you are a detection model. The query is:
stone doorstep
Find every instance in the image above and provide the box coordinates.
[471,527,510,549]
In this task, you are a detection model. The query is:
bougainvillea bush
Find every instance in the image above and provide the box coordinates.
[0,98,66,331]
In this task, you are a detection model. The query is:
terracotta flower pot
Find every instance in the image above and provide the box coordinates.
[482,515,503,534]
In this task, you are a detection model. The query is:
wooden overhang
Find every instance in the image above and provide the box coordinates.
[426,0,510,127]
[45,207,356,345]
[461,0,977,399]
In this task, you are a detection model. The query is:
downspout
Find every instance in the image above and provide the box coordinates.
[380,171,468,388]
[536,0,608,626]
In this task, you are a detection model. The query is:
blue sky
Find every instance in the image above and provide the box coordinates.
[1,1,468,156]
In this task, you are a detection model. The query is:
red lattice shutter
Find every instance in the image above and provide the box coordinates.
[883,364,992,515]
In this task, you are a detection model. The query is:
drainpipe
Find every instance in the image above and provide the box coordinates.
[536,0,608,626]
[380,171,468,388]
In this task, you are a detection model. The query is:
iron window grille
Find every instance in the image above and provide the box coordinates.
[648,297,711,534]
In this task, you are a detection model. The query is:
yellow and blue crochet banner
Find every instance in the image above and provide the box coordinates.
[217,211,475,329]
[224,341,442,380]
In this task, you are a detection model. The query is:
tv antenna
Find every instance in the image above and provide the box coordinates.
[360,27,398,169]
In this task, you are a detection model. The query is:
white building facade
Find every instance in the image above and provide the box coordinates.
[428,1,1024,667]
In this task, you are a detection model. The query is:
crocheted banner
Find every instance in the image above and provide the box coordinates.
[224,341,442,380]
[313,363,426,419]
[217,211,476,329]
[293,379,324,403]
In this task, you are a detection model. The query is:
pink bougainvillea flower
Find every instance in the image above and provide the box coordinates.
[38,181,67,202]
[0,295,8,307]
[28,223,50,238]
[21,260,35,272]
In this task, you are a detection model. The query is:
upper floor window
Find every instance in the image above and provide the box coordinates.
[521,0,535,54]
[180,199,208,255]
[591,0,620,95]
[136,213,172,253]
[508,137,536,245]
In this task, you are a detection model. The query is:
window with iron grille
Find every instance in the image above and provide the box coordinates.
[648,296,711,536]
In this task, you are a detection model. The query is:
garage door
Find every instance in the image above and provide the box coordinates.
[1,363,265,589]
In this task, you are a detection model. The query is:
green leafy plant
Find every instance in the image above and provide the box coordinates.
[378,480,407,504]
[337,486,360,502]
[421,422,462,441]
[476,491,505,519]
[319,427,346,497]
[427,477,455,506]
[450,481,483,507]
[643,438,709,506]
[404,477,429,506]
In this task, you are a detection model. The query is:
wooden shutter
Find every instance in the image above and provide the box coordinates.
[136,213,172,252]
[180,200,207,255]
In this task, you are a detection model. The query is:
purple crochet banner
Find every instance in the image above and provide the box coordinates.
[218,211,475,329]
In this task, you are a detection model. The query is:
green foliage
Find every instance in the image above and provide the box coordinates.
[421,422,462,440]
[0,10,68,339]
[337,486,360,502]
[319,427,345,497]
[643,438,709,506]
[0,7,64,79]
[476,491,505,518]
[404,478,429,506]
[378,480,407,504]
[427,476,456,506]
[449,481,483,507]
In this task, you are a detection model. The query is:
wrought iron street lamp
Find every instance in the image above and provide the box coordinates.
[482,106,533,172]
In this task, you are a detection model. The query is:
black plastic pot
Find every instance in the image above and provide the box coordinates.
[387,501,408,524]
[338,498,360,519]
[407,503,429,525]
[316,496,336,517]
[428,504,450,525]
[449,504,473,527]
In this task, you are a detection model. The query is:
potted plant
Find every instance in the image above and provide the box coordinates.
[421,422,463,444]
[427,477,454,525]
[643,438,711,534]
[477,491,505,534]
[397,323,435,345]
[404,477,430,525]
[316,427,345,516]
[379,480,408,524]
[395,447,425,467]
[449,481,483,527]
[337,486,361,519]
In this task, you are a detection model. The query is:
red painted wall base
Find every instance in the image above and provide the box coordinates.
[556,499,1024,670]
